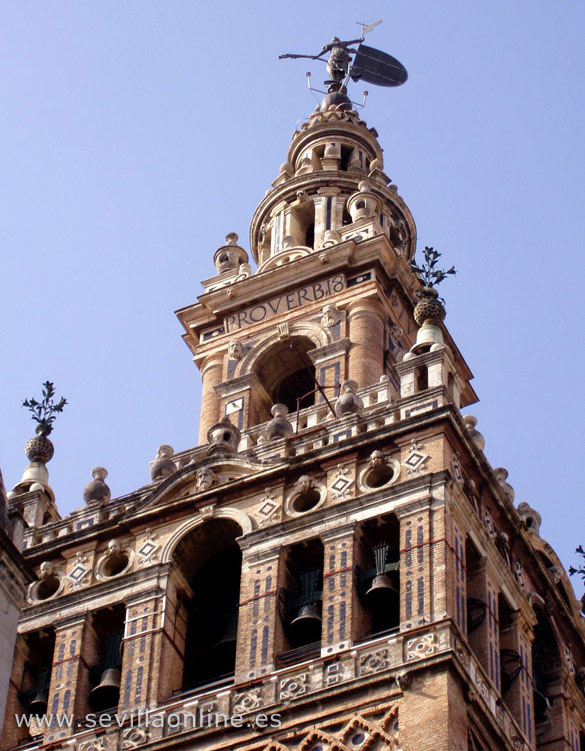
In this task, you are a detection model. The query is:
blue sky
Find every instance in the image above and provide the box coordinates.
[1,2,584,581]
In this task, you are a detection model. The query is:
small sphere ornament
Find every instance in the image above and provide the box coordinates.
[25,431,55,464]
[413,287,446,326]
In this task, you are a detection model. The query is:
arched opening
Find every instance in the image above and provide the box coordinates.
[354,515,400,641]
[88,603,125,714]
[277,538,324,667]
[17,630,55,723]
[531,608,561,726]
[498,595,520,701]
[173,519,242,691]
[415,365,428,392]
[340,145,353,171]
[255,336,317,420]
[289,200,315,250]
[465,538,487,661]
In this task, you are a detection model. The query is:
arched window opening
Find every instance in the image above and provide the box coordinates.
[289,200,315,249]
[174,519,242,691]
[447,372,457,402]
[277,539,324,666]
[415,365,428,392]
[465,539,487,661]
[354,515,400,641]
[340,145,353,171]
[498,596,520,700]
[342,208,352,226]
[255,337,317,421]
[17,630,55,724]
[89,604,125,714]
[532,609,561,726]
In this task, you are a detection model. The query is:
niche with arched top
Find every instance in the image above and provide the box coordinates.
[173,518,242,691]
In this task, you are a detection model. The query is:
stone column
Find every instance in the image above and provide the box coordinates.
[234,548,280,682]
[320,524,356,656]
[198,354,224,445]
[347,300,385,387]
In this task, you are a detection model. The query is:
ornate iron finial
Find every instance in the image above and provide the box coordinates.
[410,247,456,293]
[23,381,67,437]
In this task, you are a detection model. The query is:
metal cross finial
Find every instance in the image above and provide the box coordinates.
[23,381,67,436]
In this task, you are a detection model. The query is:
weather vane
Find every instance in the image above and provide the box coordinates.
[23,381,67,437]
[279,20,408,108]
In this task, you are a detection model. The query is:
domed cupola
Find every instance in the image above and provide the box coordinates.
[250,105,416,270]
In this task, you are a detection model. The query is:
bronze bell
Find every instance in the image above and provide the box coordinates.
[28,688,49,717]
[365,573,398,608]
[290,603,322,645]
[89,668,121,710]
[208,616,238,674]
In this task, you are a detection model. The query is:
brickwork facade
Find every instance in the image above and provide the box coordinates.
[2,72,584,751]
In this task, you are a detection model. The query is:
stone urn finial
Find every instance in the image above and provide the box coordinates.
[335,380,363,417]
[83,467,111,504]
[264,404,294,441]
[14,381,67,495]
[150,445,175,481]
[22,381,67,465]
[405,247,456,356]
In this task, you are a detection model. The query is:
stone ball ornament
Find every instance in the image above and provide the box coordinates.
[335,380,363,417]
[83,467,111,504]
[150,445,176,481]
[264,404,294,441]
[413,288,446,326]
[25,434,55,464]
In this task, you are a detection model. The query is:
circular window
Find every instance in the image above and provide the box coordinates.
[32,576,61,601]
[357,456,400,494]
[291,488,321,514]
[101,551,130,577]
[365,464,395,488]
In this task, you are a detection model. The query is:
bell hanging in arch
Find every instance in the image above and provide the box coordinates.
[365,542,398,609]
[89,668,121,711]
[290,602,322,645]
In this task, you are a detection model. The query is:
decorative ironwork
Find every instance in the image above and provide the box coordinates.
[23,381,67,436]
[410,246,456,291]
[500,648,522,694]
[466,597,486,633]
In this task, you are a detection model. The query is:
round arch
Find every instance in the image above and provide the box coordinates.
[160,507,254,564]
[235,320,330,380]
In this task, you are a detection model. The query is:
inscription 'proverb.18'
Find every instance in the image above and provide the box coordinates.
[225,274,346,332]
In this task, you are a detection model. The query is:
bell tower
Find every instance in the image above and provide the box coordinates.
[177,97,477,447]
[3,31,585,751]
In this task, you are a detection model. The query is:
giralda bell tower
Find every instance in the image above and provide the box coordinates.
[3,31,585,751]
